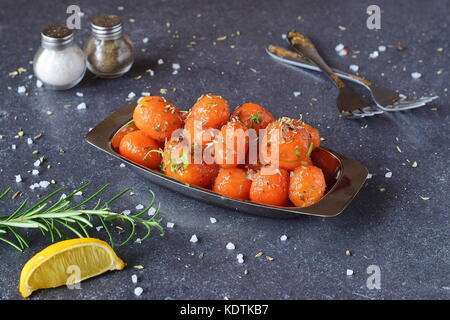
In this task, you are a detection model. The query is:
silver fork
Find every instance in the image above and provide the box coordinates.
[287,30,382,119]
[267,44,439,112]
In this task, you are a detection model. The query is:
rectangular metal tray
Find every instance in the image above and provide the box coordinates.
[85,104,368,218]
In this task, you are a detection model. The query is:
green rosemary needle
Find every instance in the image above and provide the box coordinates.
[0,183,164,252]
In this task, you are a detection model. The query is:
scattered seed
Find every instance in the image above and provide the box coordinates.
[255,252,263,258]
[420,196,430,200]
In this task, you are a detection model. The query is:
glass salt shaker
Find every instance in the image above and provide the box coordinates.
[85,15,134,78]
[33,25,86,90]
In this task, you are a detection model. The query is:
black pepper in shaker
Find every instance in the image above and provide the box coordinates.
[84,14,134,78]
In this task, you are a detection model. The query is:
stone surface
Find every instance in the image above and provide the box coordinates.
[0,0,449,300]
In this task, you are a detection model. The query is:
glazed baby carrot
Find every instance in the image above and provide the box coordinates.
[133,96,184,142]
[249,168,290,206]
[213,168,252,200]
[261,117,312,171]
[289,165,326,207]
[162,139,219,188]
[232,102,275,132]
[119,130,161,169]
[214,119,249,168]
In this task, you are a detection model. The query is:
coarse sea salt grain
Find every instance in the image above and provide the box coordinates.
[33,159,40,167]
[349,64,359,72]
[27,138,33,145]
[346,269,354,276]
[142,37,149,44]
[74,191,83,196]
[281,34,287,39]
[367,173,373,179]
[280,235,288,241]
[117,6,124,11]
[190,234,198,243]
[385,171,392,178]
[136,204,144,210]
[158,59,164,65]
[226,242,235,250]
[76,92,84,97]
[141,92,151,96]
[30,183,39,190]
[131,274,138,284]
[236,254,244,264]
[12,144,16,150]
[411,72,422,79]
[172,63,180,70]
[148,207,156,216]
[338,49,348,56]
[15,174,22,183]
[167,222,175,228]
[335,43,345,52]
[128,92,136,99]
[293,91,301,97]
[39,181,50,188]
[378,45,386,52]
[76,102,87,110]
[96,226,103,231]
[210,217,217,224]
[120,163,126,168]
[36,80,43,88]
[32,169,39,175]
[18,86,26,94]
[134,287,143,296]
[369,51,379,59]
[122,209,131,215]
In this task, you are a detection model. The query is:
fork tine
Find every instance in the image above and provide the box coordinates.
[360,106,384,115]
[389,96,438,111]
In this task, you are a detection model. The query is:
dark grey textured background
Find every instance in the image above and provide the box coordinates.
[0,0,449,300]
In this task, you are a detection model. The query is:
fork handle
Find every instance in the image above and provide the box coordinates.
[266,45,373,87]
[287,30,346,89]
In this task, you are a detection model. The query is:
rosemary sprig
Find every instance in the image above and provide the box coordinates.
[0,183,164,252]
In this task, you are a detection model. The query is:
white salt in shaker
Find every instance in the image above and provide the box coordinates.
[33,25,86,90]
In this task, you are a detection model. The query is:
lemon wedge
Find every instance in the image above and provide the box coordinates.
[19,238,125,298]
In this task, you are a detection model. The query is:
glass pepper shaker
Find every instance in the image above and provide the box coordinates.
[85,14,134,78]
[33,25,86,90]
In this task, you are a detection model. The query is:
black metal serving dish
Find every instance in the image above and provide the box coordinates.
[86,104,368,218]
